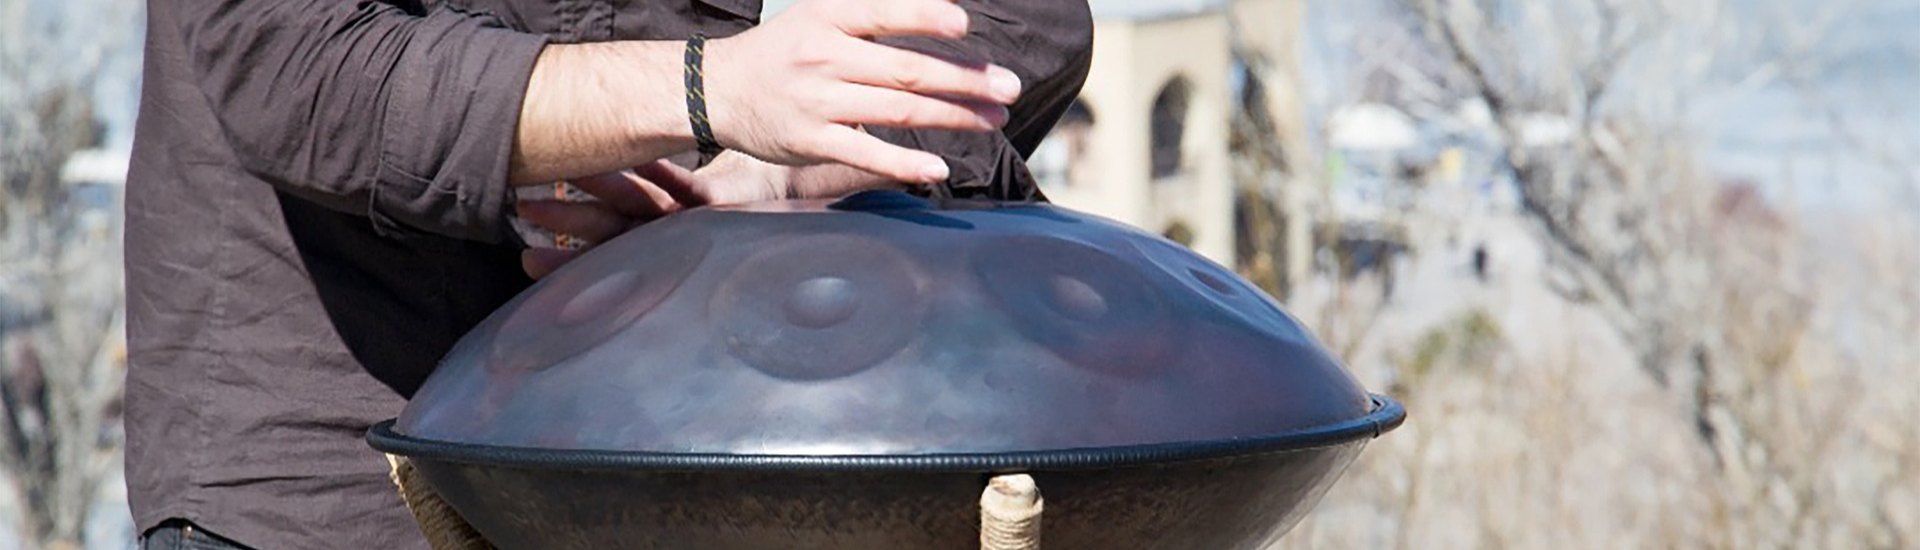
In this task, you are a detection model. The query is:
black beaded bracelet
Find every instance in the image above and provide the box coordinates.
[684,32,723,156]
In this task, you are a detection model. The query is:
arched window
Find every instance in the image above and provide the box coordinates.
[1234,57,1275,134]
[1231,56,1287,174]
[1150,77,1193,180]
[1031,99,1096,190]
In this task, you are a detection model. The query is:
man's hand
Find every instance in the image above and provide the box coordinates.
[517,154,902,278]
[703,0,1021,183]
[511,0,1022,187]
[515,163,685,279]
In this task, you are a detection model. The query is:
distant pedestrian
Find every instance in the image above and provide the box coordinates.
[1473,243,1490,282]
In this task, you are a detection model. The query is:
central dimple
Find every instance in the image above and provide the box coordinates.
[784,276,860,328]
[1046,275,1108,322]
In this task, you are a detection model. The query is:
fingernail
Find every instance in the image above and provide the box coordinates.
[920,161,950,182]
[988,66,1022,103]
[942,8,970,35]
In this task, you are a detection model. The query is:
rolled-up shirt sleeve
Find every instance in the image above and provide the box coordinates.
[168,0,546,242]
[869,0,1094,200]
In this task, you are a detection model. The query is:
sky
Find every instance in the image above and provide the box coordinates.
[1294,0,1920,213]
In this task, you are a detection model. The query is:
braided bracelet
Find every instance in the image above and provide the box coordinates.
[684,32,724,156]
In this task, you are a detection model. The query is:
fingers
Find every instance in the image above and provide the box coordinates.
[814,0,969,40]
[787,161,912,200]
[517,161,702,280]
[632,159,711,208]
[521,248,580,280]
[516,200,632,244]
[564,170,680,219]
[823,84,1009,131]
[808,125,950,184]
[835,40,1020,104]
[703,0,996,178]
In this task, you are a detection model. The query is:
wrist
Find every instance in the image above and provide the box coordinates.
[695,36,740,151]
[609,41,700,154]
[683,33,725,156]
[511,41,697,184]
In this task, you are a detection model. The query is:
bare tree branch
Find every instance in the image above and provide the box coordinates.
[1,0,137,544]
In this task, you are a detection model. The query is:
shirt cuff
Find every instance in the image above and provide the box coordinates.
[372,11,547,244]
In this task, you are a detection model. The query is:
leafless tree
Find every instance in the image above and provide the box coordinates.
[1248,0,1920,546]
[1,0,140,546]
[1383,0,1917,546]
[1402,0,1703,378]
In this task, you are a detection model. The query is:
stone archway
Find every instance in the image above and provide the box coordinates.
[1149,77,1193,180]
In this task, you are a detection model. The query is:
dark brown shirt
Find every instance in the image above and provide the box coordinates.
[124,0,1091,547]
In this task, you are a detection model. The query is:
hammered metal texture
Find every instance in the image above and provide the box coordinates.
[397,191,1372,455]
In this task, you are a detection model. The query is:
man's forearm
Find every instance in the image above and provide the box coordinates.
[510,41,697,185]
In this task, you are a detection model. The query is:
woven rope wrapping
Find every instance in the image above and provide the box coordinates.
[386,455,496,550]
[980,474,1044,550]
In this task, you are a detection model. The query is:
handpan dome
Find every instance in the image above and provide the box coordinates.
[394,190,1377,455]
[370,190,1404,550]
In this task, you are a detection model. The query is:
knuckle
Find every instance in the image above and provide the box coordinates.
[918,102,961,127]
[876,2,912,31]
[797,89,830,116]
[889,68,926,91]
[878,105,918,127]
[793,38,831,68]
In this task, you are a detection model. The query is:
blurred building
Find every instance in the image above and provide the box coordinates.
[1033,0,1312,273]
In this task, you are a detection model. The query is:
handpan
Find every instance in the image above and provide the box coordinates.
[370,190,1404,550]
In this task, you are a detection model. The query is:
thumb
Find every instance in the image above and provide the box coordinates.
[634,159,710,208]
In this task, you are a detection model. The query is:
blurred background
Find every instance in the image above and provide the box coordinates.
[3,0,1917,548]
